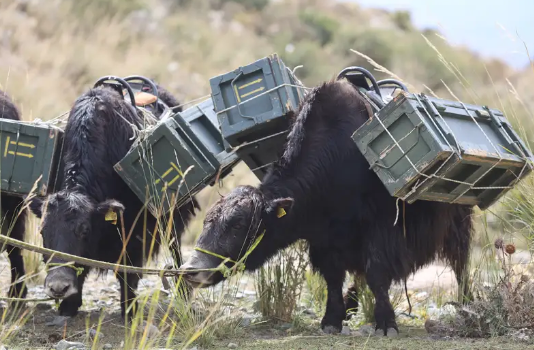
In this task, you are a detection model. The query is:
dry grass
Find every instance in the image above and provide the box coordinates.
[254,240,309,322]
[0,0,533,348]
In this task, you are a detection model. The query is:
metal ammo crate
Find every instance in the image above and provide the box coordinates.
[0,119,64,197]
[210,54,305,180]
[236,130,289,181]
[178,98,240,183]
[114,102,239,217]
[351,91,534,210]
[209,53,305,148]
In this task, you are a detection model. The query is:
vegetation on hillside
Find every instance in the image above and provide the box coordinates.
[1,0,534,347]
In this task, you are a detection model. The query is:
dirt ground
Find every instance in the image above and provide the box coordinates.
[0,246,531,350]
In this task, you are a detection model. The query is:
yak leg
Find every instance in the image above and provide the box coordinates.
[443,210,473,304]
[309,245,345,334]
[58,270,88,317]
[117,272,140,321]
[2,195,28,301]
[344,273,359,320]
[365,259,398,336]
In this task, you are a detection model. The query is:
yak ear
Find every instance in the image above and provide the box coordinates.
[26,196,44,218]
[96,199,125,225]
[265,197,294,219]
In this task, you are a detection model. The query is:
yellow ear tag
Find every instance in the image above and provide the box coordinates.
[276,207,287,218]
[105,208,118,225]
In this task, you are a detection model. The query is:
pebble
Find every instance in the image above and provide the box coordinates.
[228,343,238,349]
[89,328,104,339]
[46,316,70,327]
[280,323,292,330]
[140,321,160,339]
[48,332,62,343]
[0,345,7,350]
[359,325,375,336]
[341,326,351,335]
[103,345,112,350]
[55,340,86,350]
[303,309,316,317]
[35,303,52,311]
[240,316,253,327]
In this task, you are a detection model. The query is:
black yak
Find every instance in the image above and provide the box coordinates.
[180,79,473,336]
[28,83,199,320]
[0,90,28,301]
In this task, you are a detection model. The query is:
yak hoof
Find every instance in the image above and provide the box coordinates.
[322,325,342,335]
[374,327,399,337]
[386,328,399,337]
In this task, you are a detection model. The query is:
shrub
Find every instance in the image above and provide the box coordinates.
[299,9,340,47]
[254,241,309,322]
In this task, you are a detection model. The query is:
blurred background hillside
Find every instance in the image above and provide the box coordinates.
[1,0,533,247]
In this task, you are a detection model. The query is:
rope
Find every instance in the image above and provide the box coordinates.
[0,232,210,276]
[0,222,265,282]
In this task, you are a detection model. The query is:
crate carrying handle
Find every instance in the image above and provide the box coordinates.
[369,123,424,171]
[377,79,409,93]
[230,71,258,124]
[337,66,382,98]
[93,76,138,110]
[123,75,160,103]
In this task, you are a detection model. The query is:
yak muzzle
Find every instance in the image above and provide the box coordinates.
[179,251,224,288]
[44,267,78,299]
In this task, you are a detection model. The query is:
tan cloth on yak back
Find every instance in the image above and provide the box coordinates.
[132,91,158,106]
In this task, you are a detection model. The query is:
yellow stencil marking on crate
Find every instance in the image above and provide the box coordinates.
[234,78,264,102]
[238,78,263,90]
[240,87,265,99]
[233,85,242,103]
[3,136,35,158]
[154,162,184,188]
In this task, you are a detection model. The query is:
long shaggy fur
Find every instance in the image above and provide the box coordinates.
[30,85,199,318]
[191,79,473,335]
[261,79,473,334]
[0,90,28,300]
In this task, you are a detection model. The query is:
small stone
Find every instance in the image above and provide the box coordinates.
[303,309,316,317]
[35,303,52,311]
[189,347,198,350]
[341,326,351,335]
[228,343,238,349]
[55,339,85,350]
[359,325,374,336]
[140,321,160,339]
[46,316,70,327]
[103,345,112,350]
[48,333,62,343]
[280,323,292,330]
[89,328,104,340]
[240,316,252,327]
[0,345,7,350]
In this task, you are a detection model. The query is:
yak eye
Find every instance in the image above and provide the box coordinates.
[76,223,89,237]
[230,219,243,230]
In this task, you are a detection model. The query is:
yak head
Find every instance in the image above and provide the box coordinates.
[28,191,124,299]
[180,185,293,288]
